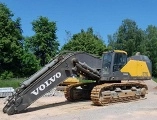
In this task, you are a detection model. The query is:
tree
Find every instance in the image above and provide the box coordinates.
[145,25,157,76]
[27,16,59,66]
[61,28,107,56]
[20,51,40,76]
[107,33,117,50]
[0,3,24,79]
[108,19,146,56]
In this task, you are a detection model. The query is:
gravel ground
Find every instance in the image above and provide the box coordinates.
[0,80,157,120]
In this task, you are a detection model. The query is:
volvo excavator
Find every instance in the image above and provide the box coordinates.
[2,50,152,115]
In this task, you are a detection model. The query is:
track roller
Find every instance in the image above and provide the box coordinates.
[91,82,148,106]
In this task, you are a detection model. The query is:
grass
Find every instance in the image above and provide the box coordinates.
[0,77,156,89]
[0,78,26,88]
[152,78,157,83]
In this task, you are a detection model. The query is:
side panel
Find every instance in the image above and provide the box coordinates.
[100,51,152,81]
[121,60,151,79]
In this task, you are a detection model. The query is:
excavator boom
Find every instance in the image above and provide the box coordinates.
[3,52,101,115]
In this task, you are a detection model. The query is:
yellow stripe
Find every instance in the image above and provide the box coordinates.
[114,50,127,55]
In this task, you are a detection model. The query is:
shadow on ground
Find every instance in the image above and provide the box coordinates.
[18,100,90,114]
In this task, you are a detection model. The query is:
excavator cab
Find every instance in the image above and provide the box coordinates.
[101,50,127,81]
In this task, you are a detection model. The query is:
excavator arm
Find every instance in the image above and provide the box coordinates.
[3,52,101,115]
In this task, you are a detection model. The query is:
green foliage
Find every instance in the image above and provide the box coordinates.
[0,78,24,88]
[108,19,145,56]
[145,25,157,76]
[0,71,13,80]
[61,28,107,56]
[20,51,40,77]
[26,16,59,66]
[0,3,40,78]
[153,78,157,83]
[0,3,24,78]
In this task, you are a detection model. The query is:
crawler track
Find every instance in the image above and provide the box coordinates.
[91,82,148,106]
[64,81,148,106]
[64,83,96,101]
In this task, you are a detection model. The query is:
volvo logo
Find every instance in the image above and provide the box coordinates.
[31,72,61,95]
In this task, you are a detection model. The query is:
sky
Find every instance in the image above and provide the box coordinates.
[0,0,157,48]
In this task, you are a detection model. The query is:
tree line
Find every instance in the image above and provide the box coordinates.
[0,3,157,79]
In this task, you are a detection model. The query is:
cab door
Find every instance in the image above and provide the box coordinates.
[113,53,127,72]
[101,51,127,81]
[101,52,113,79]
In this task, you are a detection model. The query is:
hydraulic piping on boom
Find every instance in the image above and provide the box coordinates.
[2,50,152,115]
[20,51,72,89]
[21,58,59,88]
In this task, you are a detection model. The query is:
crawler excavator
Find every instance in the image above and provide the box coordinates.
[2,50,151,115]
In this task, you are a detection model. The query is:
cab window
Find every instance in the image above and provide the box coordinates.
[102,53,112,74]
[113,53,127,72]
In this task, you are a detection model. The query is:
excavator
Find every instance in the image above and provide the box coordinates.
[2,50,152,115]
